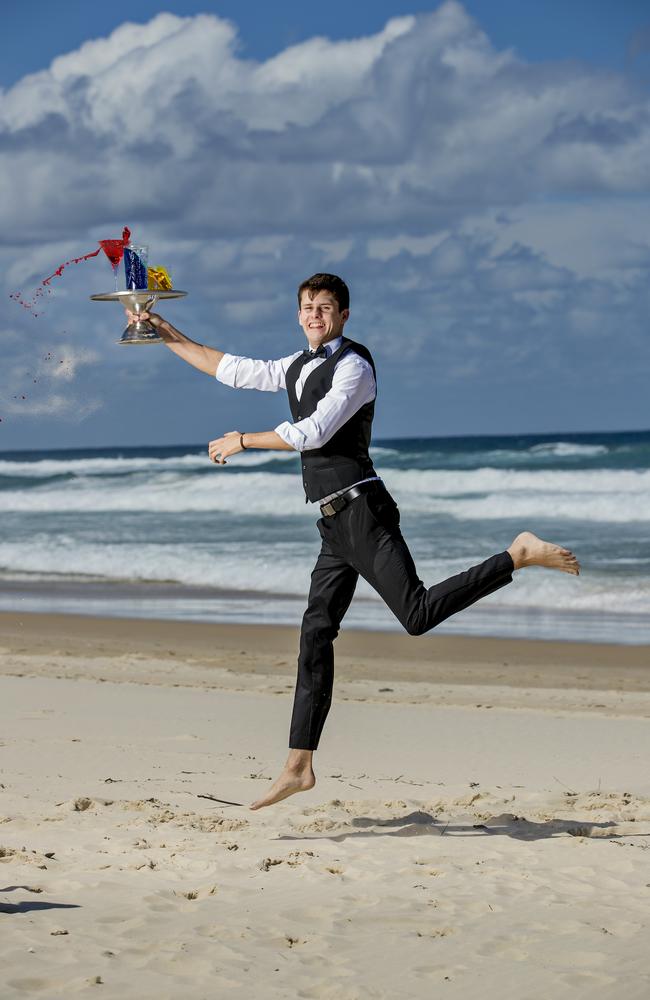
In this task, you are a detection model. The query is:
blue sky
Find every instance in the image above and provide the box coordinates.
[5,0,650,84]
[1,1,649,449]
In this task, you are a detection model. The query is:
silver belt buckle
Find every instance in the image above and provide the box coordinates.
[320,501,337,517]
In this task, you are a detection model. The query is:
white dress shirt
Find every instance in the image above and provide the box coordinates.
[215,336,376,452]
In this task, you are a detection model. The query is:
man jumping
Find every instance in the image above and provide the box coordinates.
[126,273,579,810]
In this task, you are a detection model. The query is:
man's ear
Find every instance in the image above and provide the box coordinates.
[341,309,350,326]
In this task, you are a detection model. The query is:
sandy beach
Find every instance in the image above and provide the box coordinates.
[1,612,650,998]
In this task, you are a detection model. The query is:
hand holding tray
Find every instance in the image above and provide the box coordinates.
[90,289,187,344]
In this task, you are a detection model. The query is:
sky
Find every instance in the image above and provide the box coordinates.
[1,0,649,450]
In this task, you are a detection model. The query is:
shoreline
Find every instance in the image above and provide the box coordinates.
[1,577,649,646]
[2,610,649,696]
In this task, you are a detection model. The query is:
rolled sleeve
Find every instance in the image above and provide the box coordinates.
[274,419,306,451]
[215,353,240,386]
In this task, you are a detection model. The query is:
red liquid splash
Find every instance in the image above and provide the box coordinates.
[9,226,131,316]
[42,246,102,286]
[4,229,130,421]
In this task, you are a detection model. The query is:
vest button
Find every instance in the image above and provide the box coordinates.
[303,465,307,470]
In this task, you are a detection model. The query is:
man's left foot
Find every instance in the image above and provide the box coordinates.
[250,762,315,810]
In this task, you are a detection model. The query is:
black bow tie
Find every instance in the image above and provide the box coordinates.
[302,345,328,360]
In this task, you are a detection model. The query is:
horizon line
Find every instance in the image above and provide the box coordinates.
[1,426,649,457]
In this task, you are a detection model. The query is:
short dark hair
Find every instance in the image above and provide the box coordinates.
[297,273,350,312]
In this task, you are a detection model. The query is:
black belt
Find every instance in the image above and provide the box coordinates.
[319,480,382,517]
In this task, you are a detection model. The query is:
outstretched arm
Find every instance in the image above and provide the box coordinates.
[125,310,224,375]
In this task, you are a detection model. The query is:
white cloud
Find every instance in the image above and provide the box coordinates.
[2,1,649,242]
[1,393,101,420]
[460,199,650,279]
[1,2,649,441]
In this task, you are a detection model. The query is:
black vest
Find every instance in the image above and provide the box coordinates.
[286,337,377,502]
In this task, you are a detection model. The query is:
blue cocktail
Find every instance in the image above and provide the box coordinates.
[124,243,149,290]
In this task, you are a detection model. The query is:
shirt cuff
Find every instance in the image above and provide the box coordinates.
[274,420,306,451]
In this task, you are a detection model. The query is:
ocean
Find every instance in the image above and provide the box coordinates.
[0,430,648,644]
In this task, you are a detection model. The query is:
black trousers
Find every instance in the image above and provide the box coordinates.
[289,485,515,750]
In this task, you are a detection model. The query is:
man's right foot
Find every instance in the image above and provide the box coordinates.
[507,531,580,575]
[249,765,315,811]
[249,749,316,811]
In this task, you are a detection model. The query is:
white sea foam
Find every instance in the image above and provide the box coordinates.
[0,466,647,521]
[1,538,649,615]
[412,492,650,522]
[528,441,610,457]
[383,468,650,522]
[0,450,298,478]
[0,538,317,595]
[385,467,650,496]
[0,439,620,481]
[0,471,309,516]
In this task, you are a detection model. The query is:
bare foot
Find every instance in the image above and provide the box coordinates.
[250,751,315,810]
[507,531,580,575]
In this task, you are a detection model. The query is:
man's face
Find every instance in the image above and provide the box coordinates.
[298,290,349,347]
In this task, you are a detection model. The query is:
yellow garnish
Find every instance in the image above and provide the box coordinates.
[147,266,173,290]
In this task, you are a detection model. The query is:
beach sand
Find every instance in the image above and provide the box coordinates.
[1,611,649,998]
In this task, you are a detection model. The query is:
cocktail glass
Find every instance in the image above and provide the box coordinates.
[99,240,126,292]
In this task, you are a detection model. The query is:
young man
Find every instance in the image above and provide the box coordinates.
[126,273,580,810]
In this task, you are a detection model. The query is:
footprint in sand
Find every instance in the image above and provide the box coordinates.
[285,935,308,948]
[259,851,316,871]
[72,797,94,811]
[173,885,218,901]
[0,846,54,867]
[139,892,178,913]
[291,817,342,833]
[7,980,58,992]
[475,935,530,961]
